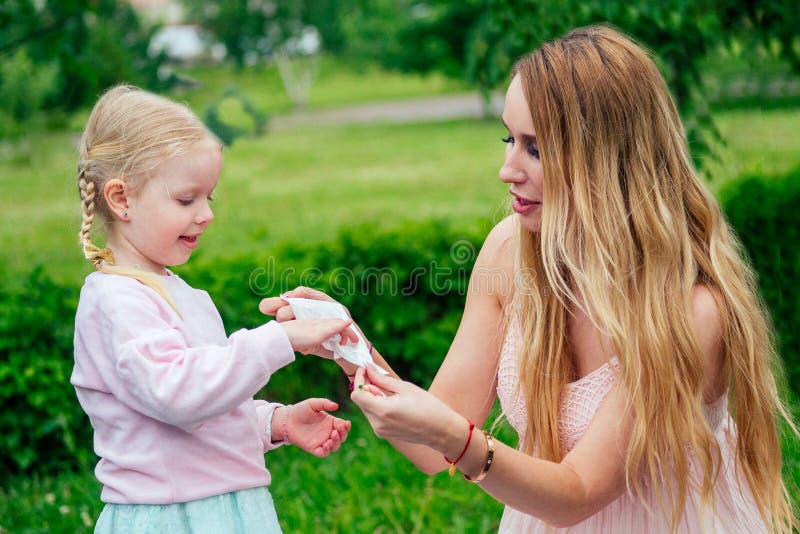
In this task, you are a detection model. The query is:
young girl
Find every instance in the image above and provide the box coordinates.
[71,85,354,533]
[265,26,798,533]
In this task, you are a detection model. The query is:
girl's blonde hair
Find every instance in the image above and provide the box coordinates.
[77,85,218,311]
[510,25,796,532]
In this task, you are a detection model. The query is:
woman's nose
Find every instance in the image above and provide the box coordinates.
[499,160,526,184]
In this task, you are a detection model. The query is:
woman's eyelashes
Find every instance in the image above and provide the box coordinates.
[501,134,540,159]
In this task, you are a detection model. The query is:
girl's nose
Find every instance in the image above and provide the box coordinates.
[196,200,214,225]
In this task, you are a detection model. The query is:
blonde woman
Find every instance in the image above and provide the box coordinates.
[263,25,797,532]
[71,86,356,533]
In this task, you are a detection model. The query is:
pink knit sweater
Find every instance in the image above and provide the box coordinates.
[72,271,295,504]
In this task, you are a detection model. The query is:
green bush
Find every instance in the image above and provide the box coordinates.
[179,220,488,399]
[2,175,798,483]
[203,88,268,146]
[0,220,486,477]
[720,167,800,396]
[3,176,798,480]
[0,268,90,478]
[0,48,58,140]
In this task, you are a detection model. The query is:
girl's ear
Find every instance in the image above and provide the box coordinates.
[104,178,129,221]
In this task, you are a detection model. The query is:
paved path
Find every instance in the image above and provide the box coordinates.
[269,91,505,131]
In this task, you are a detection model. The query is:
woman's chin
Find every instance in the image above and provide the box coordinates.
[516,213,542,234]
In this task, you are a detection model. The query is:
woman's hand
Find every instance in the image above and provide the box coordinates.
[349,367,467,459]
[279,399,351,458]
[259,286,350,322]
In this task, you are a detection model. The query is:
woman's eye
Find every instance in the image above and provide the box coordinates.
[178,198,193,206]
[502,134,539,158]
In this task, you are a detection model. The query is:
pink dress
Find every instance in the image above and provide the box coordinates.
[496,322,768,533]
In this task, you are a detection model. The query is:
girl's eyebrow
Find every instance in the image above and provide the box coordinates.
[501,117,538,146]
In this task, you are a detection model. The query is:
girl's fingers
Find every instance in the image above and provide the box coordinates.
[258,297,288,316]
[275,307,296,322]
[299,319,353,347]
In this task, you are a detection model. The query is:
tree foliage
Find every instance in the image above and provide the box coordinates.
[180,0,351,66]
[0,0,166,116]
[0,48,57,139]
[338,0,800,162]
[339,0,483,77]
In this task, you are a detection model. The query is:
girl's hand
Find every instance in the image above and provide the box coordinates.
[349,368,466,457]
[279,318,357,357]
[282,399,351,458]
[261,287,361,361]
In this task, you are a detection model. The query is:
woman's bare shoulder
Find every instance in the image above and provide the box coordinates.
[468,215,517,306]
[690,284,726,400]
[479,215,516,267]
[691,284,722,339]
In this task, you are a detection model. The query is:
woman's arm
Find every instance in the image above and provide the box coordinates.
[377,217,515,473]
[351,282,727,526]
[352,366,632,527]
[261,217,517,472]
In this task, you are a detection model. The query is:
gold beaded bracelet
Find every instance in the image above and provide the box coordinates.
[463,430,494,483]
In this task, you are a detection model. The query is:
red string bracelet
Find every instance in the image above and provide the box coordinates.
[444,420,474,476]
[344,371,356,392]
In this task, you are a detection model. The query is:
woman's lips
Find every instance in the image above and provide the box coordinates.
[511,192,541,215]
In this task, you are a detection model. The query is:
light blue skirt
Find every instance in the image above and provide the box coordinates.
[94,486,282,534]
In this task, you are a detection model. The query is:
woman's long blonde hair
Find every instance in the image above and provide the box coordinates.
[77,85,218,311]
[510,25,796,532]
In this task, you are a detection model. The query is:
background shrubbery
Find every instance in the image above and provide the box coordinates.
[2,174,799,480]
[720,166,800,397]
[0,268,87,476]
[0,220,487,478]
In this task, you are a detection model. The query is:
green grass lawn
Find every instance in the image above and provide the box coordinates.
[0,407,509,533]
[1,100,799,532]
[0,118,509,287]
[3,107,799,288]
[2,401,798,533]
[702,108,800,190]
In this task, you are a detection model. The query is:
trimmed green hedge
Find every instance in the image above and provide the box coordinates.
[3,166,798,479]
[720,166,800,397]
[0,220,487,477]
[0,267,90,476]
[179,219,489,400]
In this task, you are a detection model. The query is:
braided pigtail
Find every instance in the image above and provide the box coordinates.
[77,162,115,270]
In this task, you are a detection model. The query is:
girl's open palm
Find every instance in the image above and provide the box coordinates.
[288,398,351,457]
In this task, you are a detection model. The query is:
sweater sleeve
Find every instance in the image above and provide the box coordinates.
[96,277,295,432]
[254,400,288,452]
